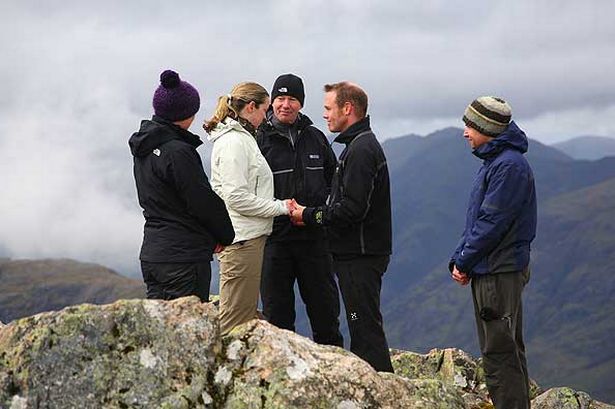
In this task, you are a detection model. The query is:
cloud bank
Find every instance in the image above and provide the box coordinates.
[1,1,613,274]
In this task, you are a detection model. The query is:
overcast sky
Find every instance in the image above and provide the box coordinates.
[1,1,614,275]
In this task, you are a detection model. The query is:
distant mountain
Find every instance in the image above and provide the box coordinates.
[553,135,615,160]
[379,127,615,402]
[3,128,615,402]
[0,258,144,323]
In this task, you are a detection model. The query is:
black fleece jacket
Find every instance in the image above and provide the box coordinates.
[302,117,392,257]
[129,116,234,262]
[257,111,336,242]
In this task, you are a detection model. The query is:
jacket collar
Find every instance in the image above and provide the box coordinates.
[261,110,313,137]
[334,116,371,145]
[151,116,203,148]
[129,115,202,157]
[207,116,261,144]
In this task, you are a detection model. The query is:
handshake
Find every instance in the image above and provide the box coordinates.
[285,199,306,226]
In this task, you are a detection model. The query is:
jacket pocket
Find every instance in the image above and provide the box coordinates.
[303,158,327,206]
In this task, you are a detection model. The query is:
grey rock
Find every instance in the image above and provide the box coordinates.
[532,387,615,409]
[0,298,220,408]
[1,297,611,408]
[220,320,466,408]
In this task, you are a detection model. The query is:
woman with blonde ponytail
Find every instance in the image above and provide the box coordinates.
[205,82,293,335]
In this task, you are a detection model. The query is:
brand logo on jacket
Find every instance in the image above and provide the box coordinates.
[153,149,161,156]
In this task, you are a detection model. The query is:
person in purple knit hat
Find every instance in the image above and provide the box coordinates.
[129,70,234,301]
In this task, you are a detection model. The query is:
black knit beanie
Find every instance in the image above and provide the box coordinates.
[271,74,305,107]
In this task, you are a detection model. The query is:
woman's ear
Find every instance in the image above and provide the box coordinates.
[247,100,257,112]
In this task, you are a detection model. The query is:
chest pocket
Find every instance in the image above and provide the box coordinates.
[304,153,324,172]
[302,152,327,206]
[266,142,294,176]
[468,167,488,221]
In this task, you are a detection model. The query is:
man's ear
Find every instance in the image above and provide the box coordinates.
[343,101,353,116]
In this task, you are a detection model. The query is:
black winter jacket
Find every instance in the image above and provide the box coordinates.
[129,116,234,262]
[257,111,336,241]
[303,117,392,257]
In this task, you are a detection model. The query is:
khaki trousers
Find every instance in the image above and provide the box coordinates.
[217,236,267,335]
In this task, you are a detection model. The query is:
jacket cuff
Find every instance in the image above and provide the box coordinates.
[302,207,323,226]
[455,258,472,276]
[275,199,289,215]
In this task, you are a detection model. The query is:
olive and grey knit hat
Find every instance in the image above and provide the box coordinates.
[462,96,512,137]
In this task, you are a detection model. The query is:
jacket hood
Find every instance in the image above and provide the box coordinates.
[207,117,252,143]
[473,121,528,160]
[129,116,202,157]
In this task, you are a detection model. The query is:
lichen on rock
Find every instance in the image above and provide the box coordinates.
[0,297,220,408]
[1,297,612,408]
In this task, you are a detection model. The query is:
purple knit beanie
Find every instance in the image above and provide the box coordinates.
[152,70,200,122]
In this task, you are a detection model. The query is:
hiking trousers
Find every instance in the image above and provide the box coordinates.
[261,240,343,347]
[472,268,531,409]
[334,255,394,372]
[217,236,267,335]
[141,261,211,302]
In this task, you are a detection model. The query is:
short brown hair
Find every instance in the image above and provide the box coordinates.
[323,81,368,118]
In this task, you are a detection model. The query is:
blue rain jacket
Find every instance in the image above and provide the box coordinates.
[451,121,537,276]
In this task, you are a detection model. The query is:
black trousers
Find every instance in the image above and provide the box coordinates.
[334,255,394,372]
[260,240,343,347]
[141,261,211,302]
[472,268,530,409]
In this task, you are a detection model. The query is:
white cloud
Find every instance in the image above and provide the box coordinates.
[521,104,615,144]
[0,1,614,274]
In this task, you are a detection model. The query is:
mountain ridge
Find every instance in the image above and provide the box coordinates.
[552,135,615,160]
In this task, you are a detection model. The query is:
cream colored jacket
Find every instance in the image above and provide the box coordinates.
[207,118,288,243]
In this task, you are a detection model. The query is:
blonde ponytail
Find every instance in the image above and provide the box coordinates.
[204,82,269,133]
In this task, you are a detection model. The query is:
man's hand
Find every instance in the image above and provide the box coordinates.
[214,244,225,254]
[451,265,470,286]
[285,199,297,214]
[290,201,306,226]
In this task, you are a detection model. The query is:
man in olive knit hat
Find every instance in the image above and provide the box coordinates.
[129,70,234,302]
[449,96,537,408]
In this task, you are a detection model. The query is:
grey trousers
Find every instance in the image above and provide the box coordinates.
[471,268,530,409]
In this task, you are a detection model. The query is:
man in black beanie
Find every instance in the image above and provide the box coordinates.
[129,70,234,302]
[257,73,343,347]
[449,96,537,408]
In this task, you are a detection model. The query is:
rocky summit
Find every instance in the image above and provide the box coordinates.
[0,297,612,409]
